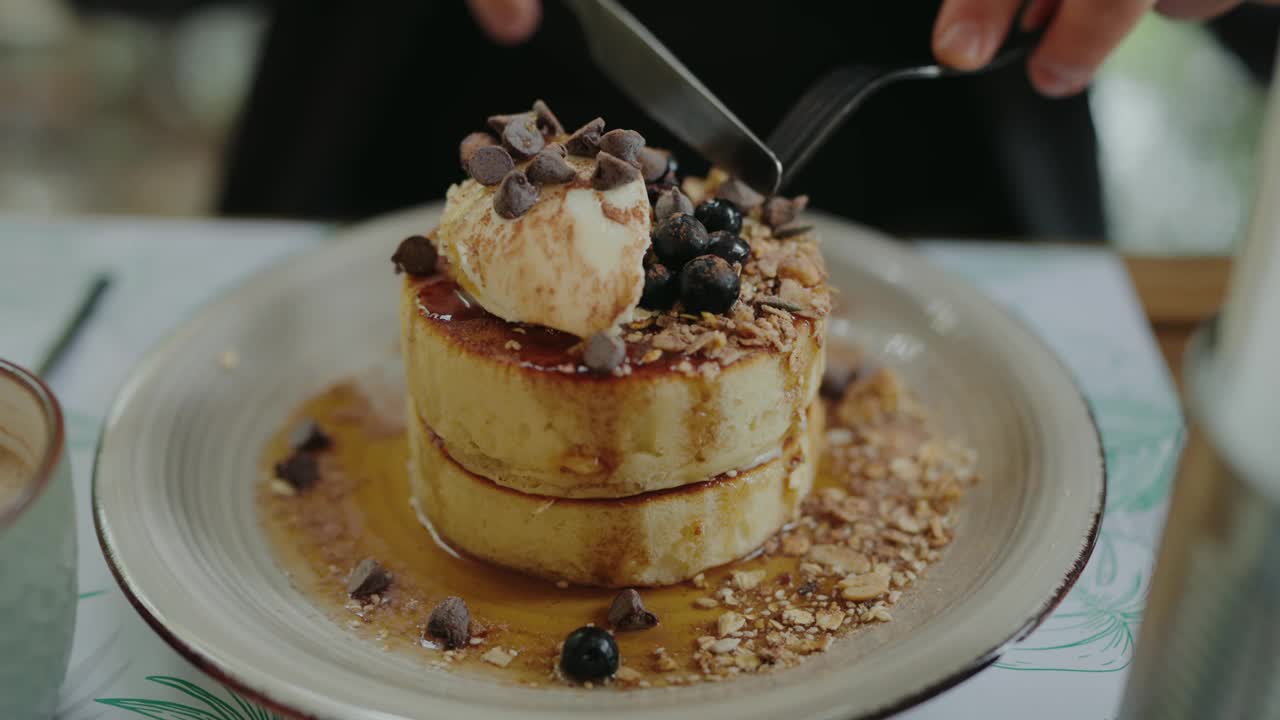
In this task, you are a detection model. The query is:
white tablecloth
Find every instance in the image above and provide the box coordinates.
[0,217,1182,719]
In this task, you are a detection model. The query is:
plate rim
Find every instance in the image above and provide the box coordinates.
[92,205,1107,720]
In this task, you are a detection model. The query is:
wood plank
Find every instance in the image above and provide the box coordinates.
[1155,329,1196,388]
[1124,256,1232,327]
[1123,256,1232,388]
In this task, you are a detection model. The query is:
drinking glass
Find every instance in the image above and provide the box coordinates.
[0,359,77,720]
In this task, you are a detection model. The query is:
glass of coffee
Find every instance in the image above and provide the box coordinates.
[0,359,76,720]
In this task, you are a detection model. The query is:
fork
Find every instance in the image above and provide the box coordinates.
[768,25,1044,192]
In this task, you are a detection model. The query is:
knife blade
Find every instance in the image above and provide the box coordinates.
[565,0,782,196]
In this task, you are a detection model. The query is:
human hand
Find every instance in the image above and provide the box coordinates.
[466,0,541,45]
[933,0,1280,97]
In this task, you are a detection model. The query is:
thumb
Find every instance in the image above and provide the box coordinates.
[466,0,542,45]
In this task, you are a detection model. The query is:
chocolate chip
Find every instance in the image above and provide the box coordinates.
[797,580,818,596]
[773,223,815,240]
[654,187,693,221]
[274,452,319,490]
[391,234,439,276]
[501,113,545,159]
[715,177,764,210]
[532,99,564,136]
[459,131,497,168]
[637,147,669,183]
[607,589,658,631]
[598,129,645,167]
[486,113,519,134]
[591,152,641,191]
[820,364,859,401]
[346,557,391,597]
[761,194,809,228]
[544,141,567,157]
[565,117,605,156]
[465,145,515,186]
[426,596,471,649]
[289,418,332,452]
[583,332,625,373]
[493,170,539,218]
[526,148,578,185]
[647,178,676,206]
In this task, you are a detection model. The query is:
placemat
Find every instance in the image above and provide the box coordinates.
[1,220,1182,719]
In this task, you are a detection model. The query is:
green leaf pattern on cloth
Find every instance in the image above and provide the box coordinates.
[97,676,283,720]
[1,224,1175,714]
[923,245,1183,674]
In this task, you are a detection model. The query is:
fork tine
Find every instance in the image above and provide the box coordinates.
[767,70,856,164]
[768,10,1041,190]
[770,67,885,169]
[770,65,902,189]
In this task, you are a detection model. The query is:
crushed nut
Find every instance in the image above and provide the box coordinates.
[481,647,515,667]
[614,666,644,684]
[731,570,767,591]
[805,545,871,575]
[780,534,811,556]
[815,610,846,631]
[718,612,746,637]
[710,638,741,654]
[838,569,892,602]
[891,507,924,534]
[781,609,815,627]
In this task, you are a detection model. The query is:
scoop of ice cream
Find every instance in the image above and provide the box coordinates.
[437,154,650,338]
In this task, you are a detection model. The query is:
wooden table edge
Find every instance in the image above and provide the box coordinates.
[1122,255,1232,388]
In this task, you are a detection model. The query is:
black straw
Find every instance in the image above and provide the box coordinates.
[37,273,112,378]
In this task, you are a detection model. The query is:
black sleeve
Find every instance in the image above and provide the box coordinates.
[66,0,264,21]
[1208,5,1280,85]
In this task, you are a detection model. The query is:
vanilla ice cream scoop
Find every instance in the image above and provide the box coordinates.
[437,154,651,338]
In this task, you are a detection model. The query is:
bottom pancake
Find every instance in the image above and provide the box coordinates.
[407,401,823,587]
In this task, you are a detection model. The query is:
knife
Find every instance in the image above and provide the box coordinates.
[564,0,782,196]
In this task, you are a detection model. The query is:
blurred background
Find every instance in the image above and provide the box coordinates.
[0,0,1268,254]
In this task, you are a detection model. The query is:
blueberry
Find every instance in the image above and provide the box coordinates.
[651,213,709,267]
[560,626,619,682]
[707,231,750,265]
[641,261,677,309]
[694,198,742,235]
[680,255,740,314]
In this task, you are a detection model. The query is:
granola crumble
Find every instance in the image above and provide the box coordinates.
[672,367,978,682]
[615,213,829,367]
[259,348,977,691]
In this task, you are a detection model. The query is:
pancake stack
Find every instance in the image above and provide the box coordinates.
[399,105,830,587]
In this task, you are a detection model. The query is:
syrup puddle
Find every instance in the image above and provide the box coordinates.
[257,364,976,689]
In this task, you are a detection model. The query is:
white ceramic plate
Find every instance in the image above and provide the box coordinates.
[94,205,1104,720]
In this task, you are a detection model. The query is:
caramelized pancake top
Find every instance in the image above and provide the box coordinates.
[413,215,830,380]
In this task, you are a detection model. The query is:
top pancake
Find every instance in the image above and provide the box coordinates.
[400,200,832,498]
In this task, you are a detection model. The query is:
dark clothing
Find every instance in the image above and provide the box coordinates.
[219,2,1106,238]
[68,1,1278,237]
